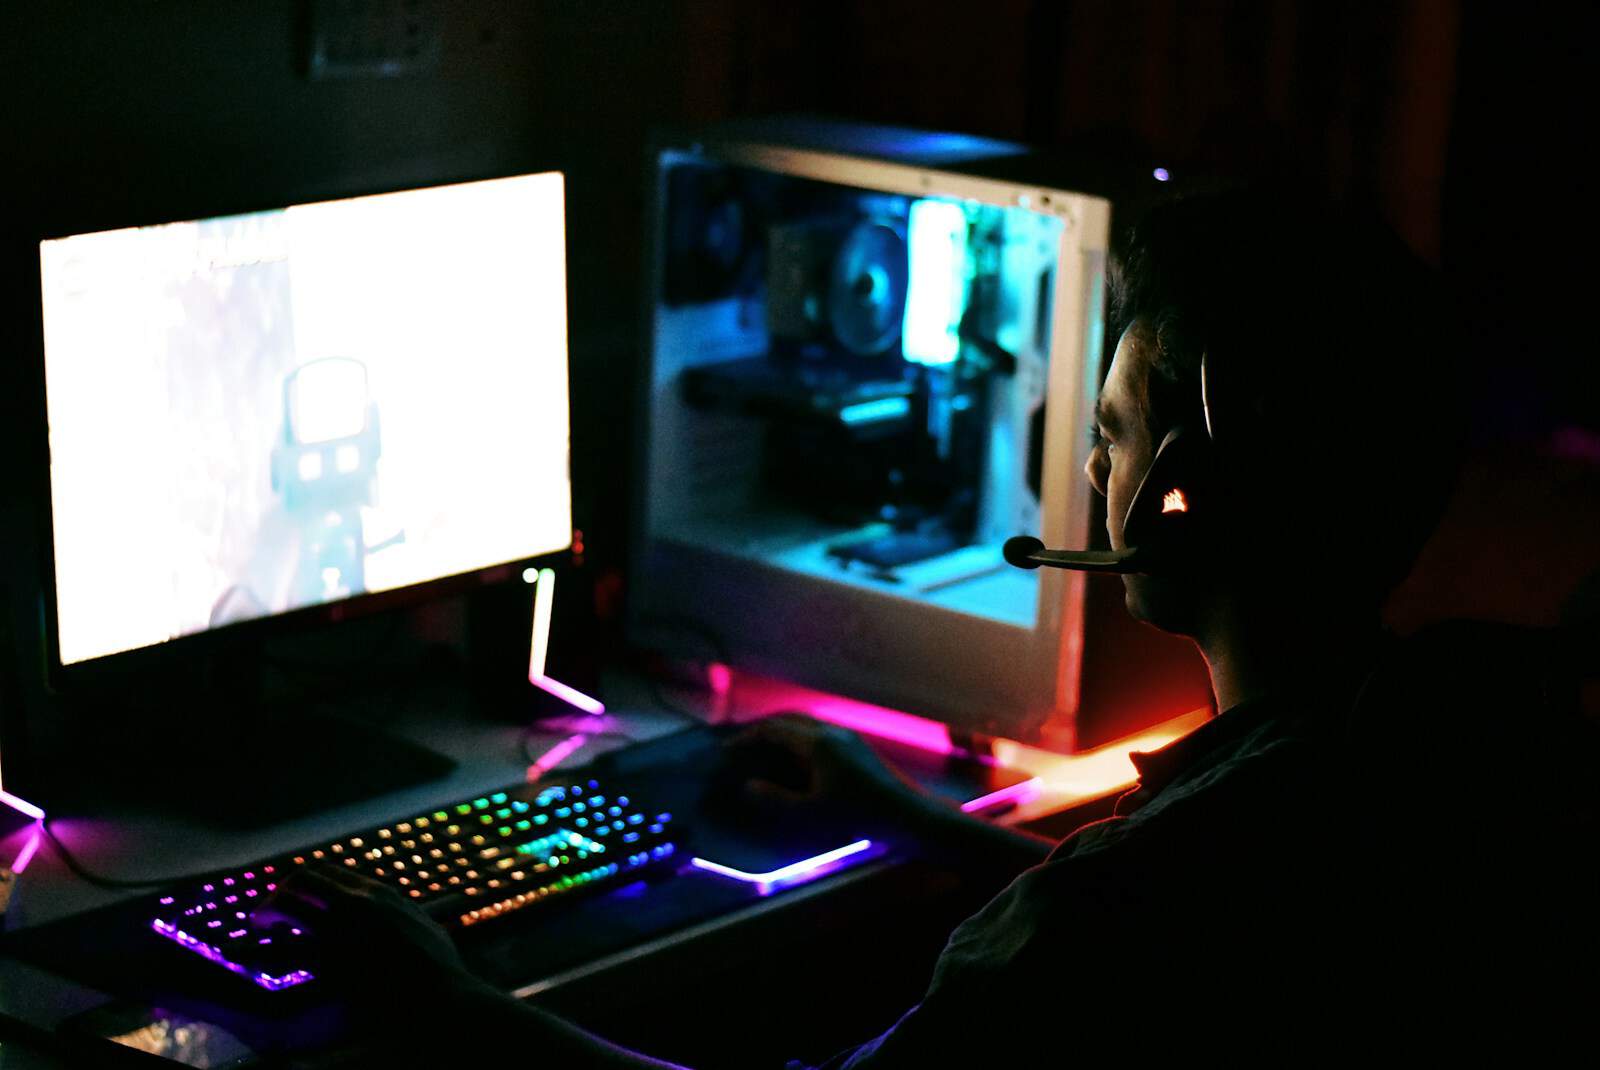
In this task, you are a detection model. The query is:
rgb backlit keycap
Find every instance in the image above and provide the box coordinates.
[149,777,681,991]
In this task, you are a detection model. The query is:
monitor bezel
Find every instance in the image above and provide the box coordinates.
[32,169,575,695]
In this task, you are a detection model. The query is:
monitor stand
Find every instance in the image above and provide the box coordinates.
[49,646,457,829]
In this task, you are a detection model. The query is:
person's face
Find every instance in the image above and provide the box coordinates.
[1086,326,1157,553]
[1086,325,1200,632]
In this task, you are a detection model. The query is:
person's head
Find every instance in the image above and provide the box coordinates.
[1091,188,1462,640]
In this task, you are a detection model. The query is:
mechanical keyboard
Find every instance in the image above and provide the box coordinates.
[149,776,679,991]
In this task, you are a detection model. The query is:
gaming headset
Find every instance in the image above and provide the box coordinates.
[1003,355,1220,576]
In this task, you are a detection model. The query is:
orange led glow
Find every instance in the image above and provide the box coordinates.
[1161,488,1188,514]
[703,666,1212,824]
[991,706,1212,816]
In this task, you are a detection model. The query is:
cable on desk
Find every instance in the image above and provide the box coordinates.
[649,676,716,722]
[634,611,735,723]
[39,816,229,890]
[635,612,729,663]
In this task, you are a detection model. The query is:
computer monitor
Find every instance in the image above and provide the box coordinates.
[23,171,577,817]
[37,172,573,675]
[632,119,1178,751]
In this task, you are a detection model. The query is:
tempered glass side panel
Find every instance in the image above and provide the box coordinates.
[646,158,1067,632]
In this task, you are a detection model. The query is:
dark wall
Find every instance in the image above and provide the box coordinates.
[3,2,1594,731]
[4,1,698,555]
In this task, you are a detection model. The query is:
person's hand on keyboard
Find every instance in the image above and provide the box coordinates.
[720,713,928,822]
[268,863,490,1010]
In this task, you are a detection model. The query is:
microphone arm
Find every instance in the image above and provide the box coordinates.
[1002,535,1148,575]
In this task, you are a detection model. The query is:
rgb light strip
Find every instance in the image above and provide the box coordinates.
[0,790,45,822]
[527,566,606,715]
[1,789,46,875]
[689,839,875,896]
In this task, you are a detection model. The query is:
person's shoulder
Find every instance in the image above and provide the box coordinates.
[1087,705,1332,846]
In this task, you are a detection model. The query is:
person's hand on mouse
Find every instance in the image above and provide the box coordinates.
[259,863,492,1013]
[721,712,931,823]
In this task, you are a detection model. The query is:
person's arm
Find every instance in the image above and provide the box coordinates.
[888,788,1053,872]
[727,715,1053,874]
[274,867,691,1068]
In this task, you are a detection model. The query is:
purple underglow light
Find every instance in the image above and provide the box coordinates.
[10,828,42,873]
[0,790,45,822]
[530,673,606,716]
[1153,167,1171,182]
[150,919,314,991]
[959,777,1043,814]
[690,839,875,896]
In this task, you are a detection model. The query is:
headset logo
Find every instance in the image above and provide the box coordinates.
[1161,488,1188,514]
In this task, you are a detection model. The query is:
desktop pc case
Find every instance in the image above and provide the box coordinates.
[630,119,1210,751]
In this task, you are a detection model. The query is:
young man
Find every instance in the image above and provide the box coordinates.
[281,190,1493,1063]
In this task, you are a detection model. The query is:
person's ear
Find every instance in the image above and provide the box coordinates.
[1121,425,1214,567]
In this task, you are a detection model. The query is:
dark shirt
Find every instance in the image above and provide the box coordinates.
[792,665,1598,1066]
[783,622,1600,1066]
[792,698,1358,1067]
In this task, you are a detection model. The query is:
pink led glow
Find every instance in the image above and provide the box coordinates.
[708,662,733,696]
[10,828,42,873]
[959,777,1043,814]
[690,839,875,895]
[803,700,954,756]
[531,673,606,715]
[526,733,589,783]
[0,790,45,822]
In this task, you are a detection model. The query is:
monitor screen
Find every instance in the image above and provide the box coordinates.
[39,172,572,667]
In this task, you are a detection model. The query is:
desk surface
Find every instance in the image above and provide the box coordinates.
[0,670,1052,1068]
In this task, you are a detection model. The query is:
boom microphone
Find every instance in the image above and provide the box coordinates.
[1003,424,1214,577]
[1002,536,1148,574]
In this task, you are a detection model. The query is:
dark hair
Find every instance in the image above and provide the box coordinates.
[1109,188,1463,601]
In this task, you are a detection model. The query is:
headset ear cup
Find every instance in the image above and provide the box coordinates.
[1122,425,1214,566]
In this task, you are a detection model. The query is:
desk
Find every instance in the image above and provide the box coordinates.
[0,670,1060,1068]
